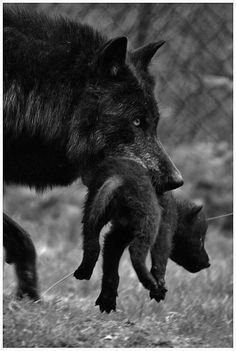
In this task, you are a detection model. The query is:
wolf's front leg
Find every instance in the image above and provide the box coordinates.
[3,213,39,300]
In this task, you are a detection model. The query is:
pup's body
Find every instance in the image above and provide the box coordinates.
[149,192,210,301]
[75,158,210,313]
[74,157,166,310]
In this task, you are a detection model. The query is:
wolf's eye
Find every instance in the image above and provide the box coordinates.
[133,118,141,127]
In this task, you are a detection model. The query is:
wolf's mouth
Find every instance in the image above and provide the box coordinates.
[118,156,148,170]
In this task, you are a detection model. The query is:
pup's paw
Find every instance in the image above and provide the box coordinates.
[74,265,93,280]
[149,285,167,302]
[95,293,116,313]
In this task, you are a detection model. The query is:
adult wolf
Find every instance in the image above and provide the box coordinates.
[3,8,183,298]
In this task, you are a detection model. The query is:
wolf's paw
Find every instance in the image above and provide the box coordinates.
[95,293,116,313]
[149,285,167,303]
[74,265,93,280]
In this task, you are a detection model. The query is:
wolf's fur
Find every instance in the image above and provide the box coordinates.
[4,8,183,191]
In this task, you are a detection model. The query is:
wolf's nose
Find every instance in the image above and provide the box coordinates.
[166,171,184,191]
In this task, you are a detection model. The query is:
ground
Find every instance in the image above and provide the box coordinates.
[3,186,233,347]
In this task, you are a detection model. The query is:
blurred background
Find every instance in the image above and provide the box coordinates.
[3,4,233,347]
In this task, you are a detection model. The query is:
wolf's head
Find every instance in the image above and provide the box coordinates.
[78,37,183,192]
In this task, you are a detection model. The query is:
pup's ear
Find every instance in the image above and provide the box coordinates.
[130,41,165,70]
[93,37,127,76]
[188,204,203,219]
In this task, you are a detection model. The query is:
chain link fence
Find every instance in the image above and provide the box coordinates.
[14,3,232,147]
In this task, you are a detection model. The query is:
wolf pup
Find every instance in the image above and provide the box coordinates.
[149,192,210,300]
[74,157,166,309]
[100,192,210,312]
[75,161,210,312]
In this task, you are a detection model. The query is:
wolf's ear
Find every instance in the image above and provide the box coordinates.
[130,41,165,70]
[93,37,128,76]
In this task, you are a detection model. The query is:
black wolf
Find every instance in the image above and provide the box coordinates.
[4,8,183,191]
[4,8,183,298]
[74,159,210,312]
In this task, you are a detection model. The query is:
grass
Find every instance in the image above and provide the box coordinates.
[3,185,233,347]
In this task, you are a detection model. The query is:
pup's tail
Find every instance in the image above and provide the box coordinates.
[90,175,123,226]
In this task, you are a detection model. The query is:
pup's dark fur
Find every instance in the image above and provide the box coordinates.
[4,8,183,299]
[149,192,210,302]
[3,213,39,300]
[74,158,165,312]
[74,159,210,313]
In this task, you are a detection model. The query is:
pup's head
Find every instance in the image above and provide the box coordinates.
[170,202,210,273]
